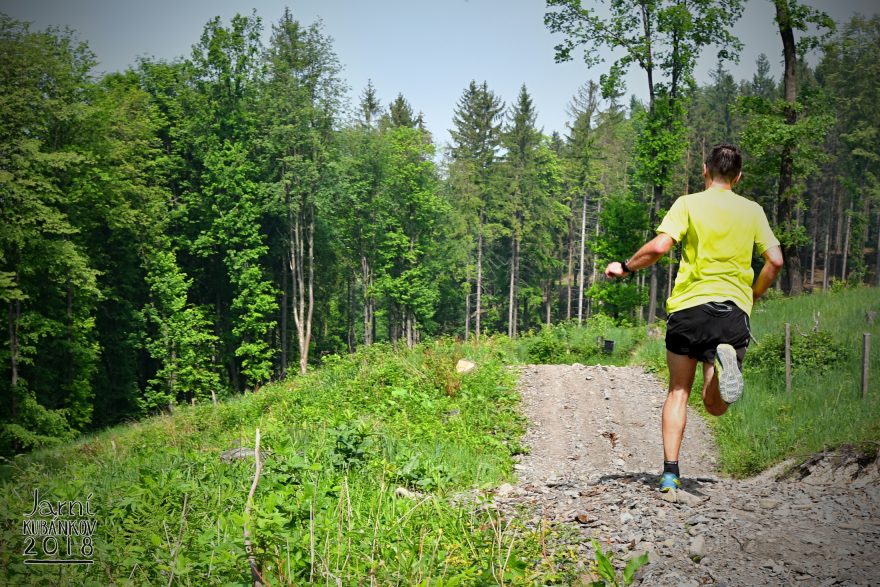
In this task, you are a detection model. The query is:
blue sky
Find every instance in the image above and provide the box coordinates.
[2,0,877,151]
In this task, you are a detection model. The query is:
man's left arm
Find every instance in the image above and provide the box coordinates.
[605,234,676,278]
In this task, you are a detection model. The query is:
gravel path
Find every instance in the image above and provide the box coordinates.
[494,364,880,586]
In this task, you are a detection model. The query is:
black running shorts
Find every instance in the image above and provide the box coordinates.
[665,300,750,368]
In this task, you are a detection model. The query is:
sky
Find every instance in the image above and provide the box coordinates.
[2,0,877,152]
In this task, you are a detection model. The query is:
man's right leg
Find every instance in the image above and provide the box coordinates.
[661,351,698,489]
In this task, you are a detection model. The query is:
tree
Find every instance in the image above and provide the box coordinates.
[449,81,504,340]
[260,9,343,374]
[816,15,880,285]
[546,0,744,321]
[501,85,542,337]
[737,1,834,295]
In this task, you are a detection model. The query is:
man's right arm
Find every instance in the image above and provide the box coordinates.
[752,245,783,302]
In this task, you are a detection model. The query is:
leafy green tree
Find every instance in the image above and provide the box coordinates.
[0,16,101,451]
[449,81,504,339]
[546,0,744,321]
[816,15,880,285]
[737,1,834,294]
[501,85,543,337]
[138,247,219,412]
[260,9,343,373]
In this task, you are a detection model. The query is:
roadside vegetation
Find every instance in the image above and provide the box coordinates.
[2,288,877,584]
[1,338,542,585]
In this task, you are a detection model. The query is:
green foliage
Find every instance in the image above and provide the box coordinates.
[588,539,648,586]
[515,317,645,365]
[0,337,540,585]
[749,329,849,375]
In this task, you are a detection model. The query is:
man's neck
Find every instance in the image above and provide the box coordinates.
[705,179,734,190]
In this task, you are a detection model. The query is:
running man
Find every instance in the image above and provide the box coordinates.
[604,143,783,492]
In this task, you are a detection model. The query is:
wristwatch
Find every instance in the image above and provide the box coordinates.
[620,260,631,274]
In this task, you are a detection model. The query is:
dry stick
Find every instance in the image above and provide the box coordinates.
[244,428,266,586]
[863,333,871,400]
[167,493,189,587]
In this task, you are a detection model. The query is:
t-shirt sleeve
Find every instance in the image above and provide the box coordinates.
[656,196,688,242]
[754,204,780,254]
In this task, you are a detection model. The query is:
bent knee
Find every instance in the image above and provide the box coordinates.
[704,399,728,417]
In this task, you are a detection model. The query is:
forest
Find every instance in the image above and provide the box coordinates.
[1,2,878,455]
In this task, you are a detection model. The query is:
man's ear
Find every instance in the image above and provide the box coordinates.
[733,171,743,185]
[702,163,709,177]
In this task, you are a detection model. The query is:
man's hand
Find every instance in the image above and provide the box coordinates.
[604,261,628,279]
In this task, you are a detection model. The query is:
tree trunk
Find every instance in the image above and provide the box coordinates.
[809,217,818,289]
[476,221,483,340]
[545,281,552,327]
[775,0,804,295]
[361,255,373,346]
[842,204,852,281]
[347,272,355,353]
[647,185,662,322]
[290,204,315,376]
[875,210,880,287]
[280,255,288,378]
[577,193,587,325]
[508,231,519,339]
[464,277,471,341]
[566,212,575,320]
[823,225,831,291]
[587,197,602,319]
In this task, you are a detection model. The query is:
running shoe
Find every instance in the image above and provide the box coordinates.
[659,472,681,492]
[715,343,744,404]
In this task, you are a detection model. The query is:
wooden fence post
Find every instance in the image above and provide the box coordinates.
[863,333,871,399]
[785,323,792,393]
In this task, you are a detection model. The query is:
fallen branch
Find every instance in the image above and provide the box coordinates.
[244,428,266,586]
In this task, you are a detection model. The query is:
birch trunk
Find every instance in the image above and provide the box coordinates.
[290,204,315,376]
[842,205,852,281]
[577,193,587,325]
[508,230,519,339]
[361,255,373,346]
[280,255,288,378]
[476,221,483,341]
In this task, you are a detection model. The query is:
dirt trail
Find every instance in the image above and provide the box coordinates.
[495,364,880,586]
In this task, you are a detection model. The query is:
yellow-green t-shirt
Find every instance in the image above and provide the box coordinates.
[657,186,779,316]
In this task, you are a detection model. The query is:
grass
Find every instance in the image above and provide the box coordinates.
[3,290,878,584]
[0,337,543,585]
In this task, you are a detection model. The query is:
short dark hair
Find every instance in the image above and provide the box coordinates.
[705,143,742,183]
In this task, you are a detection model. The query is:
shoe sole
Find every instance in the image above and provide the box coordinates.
[716,343,743,404]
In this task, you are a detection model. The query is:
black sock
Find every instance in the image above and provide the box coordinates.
[663,460,679,477]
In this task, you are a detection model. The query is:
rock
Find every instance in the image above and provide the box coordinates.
[572,362,584,368]
[574,511,591,524]
[602,389,611,400]
[220,447,266,462]
[759,498,781,509]
[455,359,476,374]
[613,458,626,467]
[496,483,515,497]
[689,535,706,562]
[677,490,706,507]
[394,487,421,499]
[513,463,528,472]
[620,511,634,524]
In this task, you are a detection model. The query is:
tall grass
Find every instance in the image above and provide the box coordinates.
[0,337,541,585]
